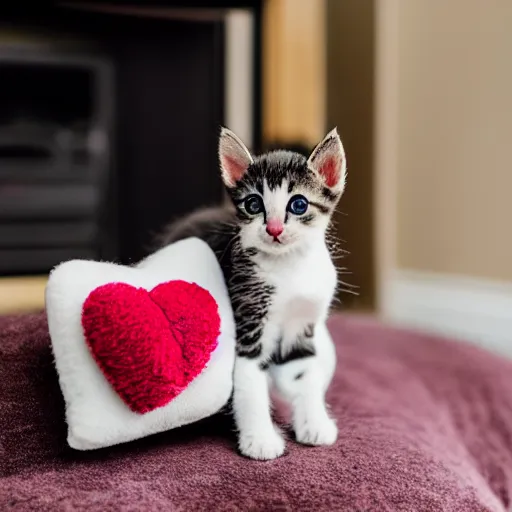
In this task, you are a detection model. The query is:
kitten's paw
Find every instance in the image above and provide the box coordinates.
[238,429,285,460]
[295,416,338,446]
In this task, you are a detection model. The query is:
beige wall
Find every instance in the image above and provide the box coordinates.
[391,0,512,281]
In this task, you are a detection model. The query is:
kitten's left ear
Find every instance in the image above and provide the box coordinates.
[308,128,346,191]
[219,127,254,188]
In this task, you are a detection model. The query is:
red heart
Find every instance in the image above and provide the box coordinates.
[81,280,220,414]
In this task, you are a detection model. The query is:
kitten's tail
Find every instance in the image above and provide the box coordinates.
[154,205,238,251]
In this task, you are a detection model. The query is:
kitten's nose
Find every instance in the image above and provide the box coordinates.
[266,218,284,238]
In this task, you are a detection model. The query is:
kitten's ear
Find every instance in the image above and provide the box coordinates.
[219,127,253,188]
[307,128,346,191]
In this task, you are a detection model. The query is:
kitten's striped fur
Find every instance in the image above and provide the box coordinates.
[159,128,346,459]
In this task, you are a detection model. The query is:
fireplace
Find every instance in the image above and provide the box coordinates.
[0,2,261,274]
[0,48,113,275]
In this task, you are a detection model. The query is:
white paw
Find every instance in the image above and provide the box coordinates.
[295,416,338,446]
[238,429,286,460]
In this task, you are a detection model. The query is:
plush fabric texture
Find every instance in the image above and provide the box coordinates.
[45,238,235,450]
[1,313,512,511]
[82,280,221,414]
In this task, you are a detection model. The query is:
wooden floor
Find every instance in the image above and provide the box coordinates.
[0,275,373,316]
[0,276,47,314]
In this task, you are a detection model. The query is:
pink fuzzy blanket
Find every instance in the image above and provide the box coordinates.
[1,313,511,511]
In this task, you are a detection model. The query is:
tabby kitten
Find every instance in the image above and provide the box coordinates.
[160,127,347,460]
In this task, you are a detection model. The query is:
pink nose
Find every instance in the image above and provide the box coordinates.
[266,218,284,238]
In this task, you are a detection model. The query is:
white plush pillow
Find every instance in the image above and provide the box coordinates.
[45,238,235,450]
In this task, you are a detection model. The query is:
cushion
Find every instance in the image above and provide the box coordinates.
[1,313,512,510]
[45,237,235,450]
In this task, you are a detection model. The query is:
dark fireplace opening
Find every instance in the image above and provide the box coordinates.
[0,2,262,276]
[0,47,112,275]
[1,63,94,125]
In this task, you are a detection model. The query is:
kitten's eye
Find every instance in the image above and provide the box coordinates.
[288,195,309,215]
[244,194,264,215]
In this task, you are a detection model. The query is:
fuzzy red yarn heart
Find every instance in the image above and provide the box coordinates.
[81,280,220,414]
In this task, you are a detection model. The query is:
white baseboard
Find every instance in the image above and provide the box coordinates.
[383,270,512,358]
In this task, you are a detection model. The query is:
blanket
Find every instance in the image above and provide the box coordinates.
[1,313,511,511]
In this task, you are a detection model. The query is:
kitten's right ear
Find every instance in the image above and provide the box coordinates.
[219,127,253,188]
[308,128,346,192]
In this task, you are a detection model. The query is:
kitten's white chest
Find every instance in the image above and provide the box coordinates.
[257,243,336,349]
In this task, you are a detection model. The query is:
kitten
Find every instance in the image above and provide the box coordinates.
[159,127,346,460]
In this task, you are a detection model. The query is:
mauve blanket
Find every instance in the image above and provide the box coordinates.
[1,313,512,511]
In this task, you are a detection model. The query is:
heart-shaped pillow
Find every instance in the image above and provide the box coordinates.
[82,280,221,414]
[46,238,235,450]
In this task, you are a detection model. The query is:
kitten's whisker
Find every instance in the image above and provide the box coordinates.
[337,279,358,289]
[209,230,238,236]
[336,287,359,296]
[218,232,240,265]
